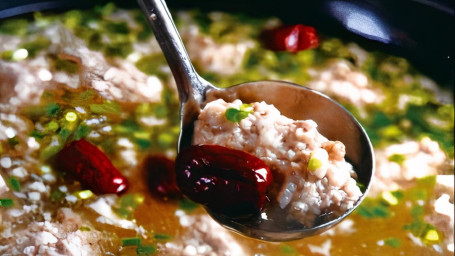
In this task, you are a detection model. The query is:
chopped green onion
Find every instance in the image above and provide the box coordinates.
[153,233,172,240]
[58,128,72,142]
[45,103,60,117]
[0,198,14,207]
[384,237,402,248]
[113,194,145,219]
[65,112,78,122]
[45,121,59,132]
[50,189,66,202]
[356,199,390,219]
[73,124,91,141]
[75,190,94,199]
[424,229,440,242]
[388,154,406,165]
[54,59,79,74]
[178,197,199,212]
[89,101,121,115]
[30,130,45,139]
[137,245,156,255]
[8,136,19,147]
[279,244,297,254]
[79,226,91,231]
[225,104,253,123]
[122,237,141,247]
[8,177,21,192]
[157,133,174,148]
[381,191,399,206]
[308,153,322,171]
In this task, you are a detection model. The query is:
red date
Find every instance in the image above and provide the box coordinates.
[57,139,128,195]
[262,24,319,53]
[143,155,180,198]
[175,144,273,219]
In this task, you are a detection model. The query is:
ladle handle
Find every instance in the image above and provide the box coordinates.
[138,0,212,103]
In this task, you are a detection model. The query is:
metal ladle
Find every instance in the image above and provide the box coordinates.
[138,0,374,241]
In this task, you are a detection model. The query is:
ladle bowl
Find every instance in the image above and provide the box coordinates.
[138,0,374,241]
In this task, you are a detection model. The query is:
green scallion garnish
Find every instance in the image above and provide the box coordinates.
[153,233,172,240]
[0,198,14,207]
[122,237,141,247]
[137,245,156,255]
[225,104,253,123]
[8,177,21,192]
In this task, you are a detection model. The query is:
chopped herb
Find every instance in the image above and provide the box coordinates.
[40,141,63,161]
[105,21,130,34]
[178,197,199,212]
[75,190,94,199]
[225,104,253,123]
[30,130,45,139]
[308,153,322,171]
[424,229,440,242]
[153,105,168,118]
[409,188,428,201]
[136,138,152,150]
[388,154,406,165]
[381,191,400,206]
[411,205,424,218]
[122,237,141,247]
[403,220,439,243]
[122,237,156,255]
[73,124,91,141]
[8,177,21,192]
[416,175,436,188]
[20,36,51,58]
[0,198,14,207]
[59,128,73,142]
[54,59,79,74]
[45,121,59,133]
[384,237,402,248]
[113,193,145,219]
[8,136,20,147]
[79,226,91,231]
[356,199,390,218]
[90,101,121,115]
[0,19,29,36]
[65,112,78,122]
[50,189,66,202]
[279,244,297,254]
[153,233,172,240]
[45,103,61,117]
[356,181,366,192]
[157,133,174,148]
[137,245,156,255]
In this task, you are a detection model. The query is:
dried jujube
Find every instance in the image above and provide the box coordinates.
[143,155,180,198]
[175,144,273,219]
[262,24,319,53]
[57,139,128,194]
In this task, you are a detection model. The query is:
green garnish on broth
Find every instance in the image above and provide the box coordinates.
[0,198,14,207]
[113,193,145,220]
[225,103,253,123]
[384,237,402,248]
[7,177,21,192]
[121,237,156,255]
